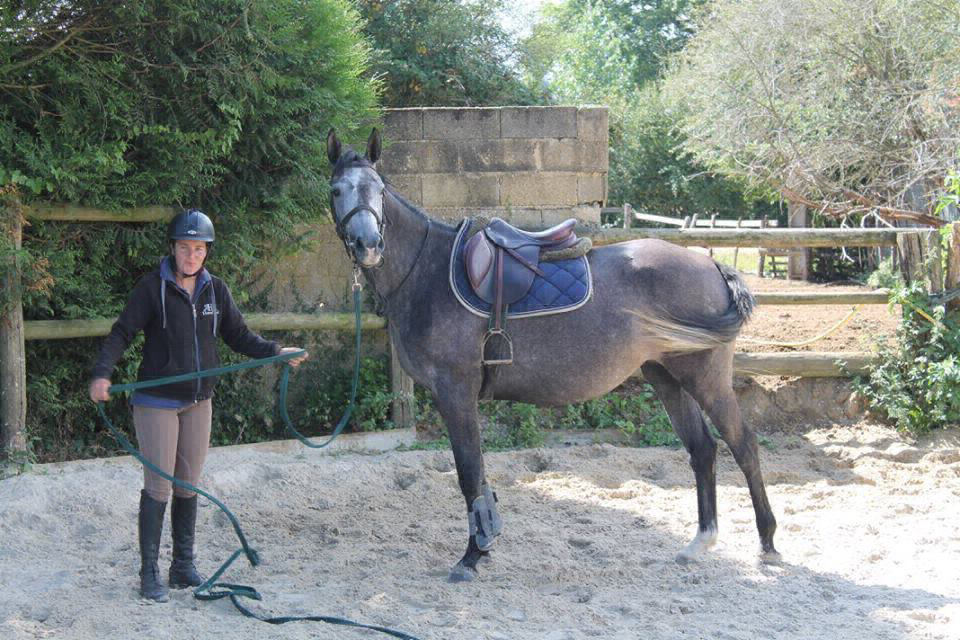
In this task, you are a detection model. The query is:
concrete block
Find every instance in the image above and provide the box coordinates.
[542,205,601,225]
[416,140,461,174]
[423,108,501,140]
[379,140,460,175]
[384,109,424,141]
[577,107,608,142]
[388,175,422,205]
[500,174,578,207]
[540,140,608,172]
[425,206,515,224]
[502,208,543,227]
[422,174,500,208]
[460,139,538,172]
[378,141,421,175]
[578,173,607,205]
[502,107,577,139]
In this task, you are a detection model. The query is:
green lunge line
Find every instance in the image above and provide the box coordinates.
[98,288,421,640]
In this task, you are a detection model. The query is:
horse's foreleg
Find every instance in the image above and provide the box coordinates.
[434,392,501,582]
[641,362,719,563]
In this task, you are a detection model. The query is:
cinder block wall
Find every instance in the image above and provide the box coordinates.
[379,106,608,226]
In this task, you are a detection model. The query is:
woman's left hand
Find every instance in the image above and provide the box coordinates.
[279,346,309,368]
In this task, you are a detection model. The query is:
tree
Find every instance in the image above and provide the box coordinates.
[665,0,960,226]
[0,0,379,462]
[523,0,770,218]
[356,0,540,107]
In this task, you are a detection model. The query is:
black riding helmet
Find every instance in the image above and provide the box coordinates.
[168,209,215,243]
[167,209,214,276]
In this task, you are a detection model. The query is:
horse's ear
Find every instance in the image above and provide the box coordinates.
[366,128,382,165]
[327,129,342,165]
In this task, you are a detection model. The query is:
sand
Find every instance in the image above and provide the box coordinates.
[2,422,959,640]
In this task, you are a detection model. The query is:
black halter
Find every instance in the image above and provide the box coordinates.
[331,202,385,262]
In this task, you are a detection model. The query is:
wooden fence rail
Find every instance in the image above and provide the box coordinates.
[583,227,899,248]
[23,313,387,340]
[20,289,891,342]
[600,206,779,228]
[2,202,952,460]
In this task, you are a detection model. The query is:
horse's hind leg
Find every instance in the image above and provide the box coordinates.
[641,362,719,563]
[663,347,780,563]
[433,388,501,582]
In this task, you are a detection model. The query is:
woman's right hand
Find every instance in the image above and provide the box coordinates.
[89,378,112,403]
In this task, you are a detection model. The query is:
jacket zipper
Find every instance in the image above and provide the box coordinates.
[190,280,211,403]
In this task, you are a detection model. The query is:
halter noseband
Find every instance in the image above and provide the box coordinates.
[332,202,385,262]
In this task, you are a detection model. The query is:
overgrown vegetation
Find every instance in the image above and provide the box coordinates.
[414,380,678,452]
[1,0,379,462]
[356,0,539,107]
[853,280,960,436]
[523,0,774,220]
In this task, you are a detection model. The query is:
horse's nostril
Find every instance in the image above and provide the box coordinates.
[377,238,385,251]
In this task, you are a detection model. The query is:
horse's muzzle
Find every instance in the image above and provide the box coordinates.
[352,233,384,268]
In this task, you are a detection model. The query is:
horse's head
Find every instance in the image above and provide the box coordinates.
[327,128,386,268]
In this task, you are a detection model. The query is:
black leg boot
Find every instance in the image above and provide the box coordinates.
[138,490,169,602]
[169,494,205,588]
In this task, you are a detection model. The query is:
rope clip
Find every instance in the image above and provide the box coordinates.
[352,266,363,292]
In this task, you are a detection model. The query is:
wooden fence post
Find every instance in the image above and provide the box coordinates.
[732,218,743,270]
[897,229,942,293]
[390,340,415,432]
[945,222,960,315]
[708,214,717,258]
[787,202,809,281]
[1,202,27,459]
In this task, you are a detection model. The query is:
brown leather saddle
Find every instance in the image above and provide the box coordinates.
[464,217,579,364]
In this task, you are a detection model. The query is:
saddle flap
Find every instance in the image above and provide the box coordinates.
[465,231,494,291]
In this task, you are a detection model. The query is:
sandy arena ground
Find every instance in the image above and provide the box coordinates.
[2,421,958,640]
[738,274,899,354]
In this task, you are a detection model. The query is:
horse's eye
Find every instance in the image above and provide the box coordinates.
[332,188,341,197]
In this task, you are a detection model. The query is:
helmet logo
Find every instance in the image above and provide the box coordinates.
[187,230,197,235]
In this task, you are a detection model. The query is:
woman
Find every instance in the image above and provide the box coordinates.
[89,209,308,602]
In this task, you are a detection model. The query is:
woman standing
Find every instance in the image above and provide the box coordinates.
[89,209,307,601]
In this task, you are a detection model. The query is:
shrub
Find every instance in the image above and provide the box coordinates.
[853,281,960,435]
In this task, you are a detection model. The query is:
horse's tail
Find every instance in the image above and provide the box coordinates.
[630,262,755,354]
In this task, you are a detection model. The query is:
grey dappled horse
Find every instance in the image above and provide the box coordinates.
[327,129,779,581]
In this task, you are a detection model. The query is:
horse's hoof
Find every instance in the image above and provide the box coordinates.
[676,528,717,564]
[448,563,478,583]
[760,550,783,566]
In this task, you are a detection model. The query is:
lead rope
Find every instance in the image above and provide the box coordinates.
[96,274,421,640]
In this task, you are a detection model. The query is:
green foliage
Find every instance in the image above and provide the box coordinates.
[664,0,960,216]
[2,0,380,461]
[416,380,678,451]
[524,0,773,218]
[853,281,960,435]
[553,384,680,447]
[865,257,903,290]
[298,354,395,434]
[356,0,539,107]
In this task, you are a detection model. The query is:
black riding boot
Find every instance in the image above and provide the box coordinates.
[138,490,169,602]
[168,494,205,588]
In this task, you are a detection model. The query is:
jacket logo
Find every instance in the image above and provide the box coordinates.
[201,303,217,317]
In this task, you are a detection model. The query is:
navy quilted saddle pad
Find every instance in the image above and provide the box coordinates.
[449,219,592,319]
